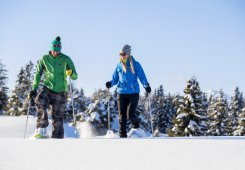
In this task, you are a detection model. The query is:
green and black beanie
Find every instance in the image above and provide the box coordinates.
[50,36,62,52]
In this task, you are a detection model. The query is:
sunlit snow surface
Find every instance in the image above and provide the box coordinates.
[0,116,245,170]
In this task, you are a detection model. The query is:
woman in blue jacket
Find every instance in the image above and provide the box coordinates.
[106,44,151,138]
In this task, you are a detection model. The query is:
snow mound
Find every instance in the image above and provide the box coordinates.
[128,128,147,138]
[104,130,118,138]
[76,121,107,138]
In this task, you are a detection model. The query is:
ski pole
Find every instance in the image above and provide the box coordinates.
[147,94,154,136]
[107,89,111,131]
[24,101,31,139]
[69,76,76,124]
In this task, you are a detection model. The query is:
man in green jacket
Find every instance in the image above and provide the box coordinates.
[28,36,78,139]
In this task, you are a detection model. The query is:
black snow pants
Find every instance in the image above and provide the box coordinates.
[117,93,140,138]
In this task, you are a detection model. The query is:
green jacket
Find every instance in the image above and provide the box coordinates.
[33,53,78,92]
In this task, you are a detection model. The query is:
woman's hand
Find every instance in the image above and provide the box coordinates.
[145,84,151,93]
[106,81,112,89]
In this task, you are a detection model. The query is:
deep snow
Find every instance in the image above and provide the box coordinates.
[0,115,78,138]
[0,116,245,170]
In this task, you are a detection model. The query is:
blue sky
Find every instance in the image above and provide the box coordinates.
[0,0,244,96]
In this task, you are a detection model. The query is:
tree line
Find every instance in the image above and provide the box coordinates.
[0,60,244,136]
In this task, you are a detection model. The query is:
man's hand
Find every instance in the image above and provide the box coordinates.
[66,69,72,76]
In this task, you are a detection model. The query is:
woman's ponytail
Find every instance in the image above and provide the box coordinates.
[121,55,135,74]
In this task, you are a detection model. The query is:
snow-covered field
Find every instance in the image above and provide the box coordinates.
[0,116,245,170]
[0,115,78,138]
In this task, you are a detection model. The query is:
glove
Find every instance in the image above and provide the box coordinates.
[145,84,151,94]
[66,69,72,76]
[106,81,112,89]
[28,90,37,101]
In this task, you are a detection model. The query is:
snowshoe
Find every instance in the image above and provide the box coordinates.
[32,128,49,139]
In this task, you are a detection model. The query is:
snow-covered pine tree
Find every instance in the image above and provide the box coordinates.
[208,93,213,107]
[201,92,209,134]
[6,61,35,116]
[150,85,166,134]
[207,90,232,136]
[79,89,117,130]
[140,86,177,136]
[150,85,175,135]
[0,60,9,115]
[243,96,245,109]
[66,85,89,121]
[22,61,36,115]
[168,77,207,137]
[164,93,177,131]
[202,93,209,112]
[7,68,25,116]
[166,94,182,135]
[229,87,244,132]
[240,92,244,107]
[233,108,245,136]
[136,92,152,134]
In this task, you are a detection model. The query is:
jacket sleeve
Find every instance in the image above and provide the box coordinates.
[110,65,119,86]
[66,57,78,80]
[135,62,149,88]
[32,58,44,90]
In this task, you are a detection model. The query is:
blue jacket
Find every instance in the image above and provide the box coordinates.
[110,56,149,94]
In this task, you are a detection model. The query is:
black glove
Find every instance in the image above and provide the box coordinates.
[106,81,112,89]
[145,84,151,94]
[28,90,37,102]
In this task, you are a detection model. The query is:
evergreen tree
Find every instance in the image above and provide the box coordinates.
[207,90,232,136]
[202,93,209,112]
[149,85,177,135]
[66,85,89,121]
[208,94,213,106]
[136,92,152,133]
[201,92,209,134]
[229,87,244,131]
[164,93,177,131]
[233,108,245,136]
[168,77,207,136]
[0,60,9,115]
[151,85,167,134]
[6,61,35,116]
[79,89,117,130]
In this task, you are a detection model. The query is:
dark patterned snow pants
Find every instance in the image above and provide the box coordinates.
[35,86,67,139]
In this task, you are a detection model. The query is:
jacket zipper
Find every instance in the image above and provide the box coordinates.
[131,83,135,91]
